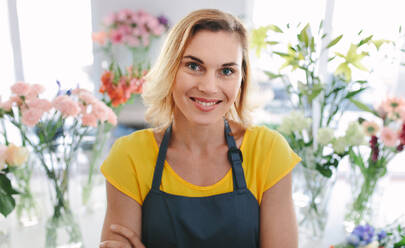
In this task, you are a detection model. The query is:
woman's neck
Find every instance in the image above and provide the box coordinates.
[171,114,226,155]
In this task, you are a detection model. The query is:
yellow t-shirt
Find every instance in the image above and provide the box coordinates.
[100,125,301,206]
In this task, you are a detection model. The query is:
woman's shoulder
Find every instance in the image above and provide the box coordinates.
[112,128,156,153]
[245,125,285,146]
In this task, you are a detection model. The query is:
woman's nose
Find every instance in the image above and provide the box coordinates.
[197,71,218,94]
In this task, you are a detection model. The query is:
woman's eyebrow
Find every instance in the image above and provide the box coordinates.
[183,55,240,67]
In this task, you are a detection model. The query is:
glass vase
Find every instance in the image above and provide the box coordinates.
[344,163,388,231]
[45,193,83,248]
[293,165,336,245]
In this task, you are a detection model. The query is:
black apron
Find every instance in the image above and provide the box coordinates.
[141,119,260,248]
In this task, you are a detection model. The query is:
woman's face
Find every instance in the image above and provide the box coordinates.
[172,30,243,126]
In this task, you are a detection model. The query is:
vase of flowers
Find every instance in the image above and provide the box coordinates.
[344,96,405,230]
[0,81,117,247]
[81,9,169,206]
[251,22,381,242]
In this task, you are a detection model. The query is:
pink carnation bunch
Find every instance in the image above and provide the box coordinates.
[93,9,169,48]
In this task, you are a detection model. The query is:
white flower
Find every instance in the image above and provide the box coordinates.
[345,121,366,146]
[279,111,312,135]
[317,127,335,145]
[332,136,347,154]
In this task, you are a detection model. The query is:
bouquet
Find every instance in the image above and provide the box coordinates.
[346,96,405,226]
[82,9,169,206]
[0,81,117,247]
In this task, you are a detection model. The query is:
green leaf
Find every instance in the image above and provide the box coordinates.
[358,29,363,35]
[357,35,373,47]
[298,24,310,48]
[266,41,279,45]
[328,56,336,62]
[267,24,283,33]
[401,63,405,67]
[355,80,368,84]
[401,49,405,53]
[0,174,18,217]
[344,87,367,99]
[394,236,405,248]
[326,34,343,48]
[349,98,379,116]
[310,37,315,52]
[318,20,323,34]
[264,71,283,79]
[273,51,290,57]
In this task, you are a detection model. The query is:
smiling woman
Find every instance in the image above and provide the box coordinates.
[100,9,301,248]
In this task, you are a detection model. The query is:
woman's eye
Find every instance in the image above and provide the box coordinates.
[221,68,234,76]
[186,62,200,71]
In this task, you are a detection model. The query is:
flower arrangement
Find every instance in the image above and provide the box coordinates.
[82,9,169,206]
[345,96,405,227]
[0,81,117,247]
[0,143,28,217]
[92,9,168,48]
[332,223,405,248]
[250,22,387,240]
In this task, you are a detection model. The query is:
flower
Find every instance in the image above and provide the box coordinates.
[0,144,7,170]
[92,31,108,46]
[21,108,44,127]
[5,144,29,166]
[362,121,379,136]
[379,96,405,120]
[332,136,347,154]
[345,121,366,146]
[82,113,98,127]
[27,83,45,98]
[53,95,81,117]
[279,111,312,135]
[11,81,31,97]
[317,127,335,145]
[380,127,398,147]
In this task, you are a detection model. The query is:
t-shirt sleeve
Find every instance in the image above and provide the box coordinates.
[100,136,142,205]
[263,129,301,192]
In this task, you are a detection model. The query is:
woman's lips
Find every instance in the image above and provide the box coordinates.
[189,97,222,112]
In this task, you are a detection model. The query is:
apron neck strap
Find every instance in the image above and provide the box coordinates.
[151,124,172,191]
[151,119,247,192]
[224,119,247,191]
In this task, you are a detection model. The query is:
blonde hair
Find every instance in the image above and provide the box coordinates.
[142,9,253,128]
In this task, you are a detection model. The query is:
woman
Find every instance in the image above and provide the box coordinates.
[99,9,301,248]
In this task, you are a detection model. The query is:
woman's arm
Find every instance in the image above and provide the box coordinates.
[260,172,298,248]
[100,181,145,247]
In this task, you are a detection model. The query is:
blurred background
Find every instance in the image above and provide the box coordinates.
[1,0,405,247]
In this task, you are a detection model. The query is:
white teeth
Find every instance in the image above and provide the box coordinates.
[195,99,216,107]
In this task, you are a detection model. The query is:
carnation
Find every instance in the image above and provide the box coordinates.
[317,127,334,145]
[345,121,366,146]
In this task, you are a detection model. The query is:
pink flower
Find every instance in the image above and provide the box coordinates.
[21,108,43,127]
[78,103,87,114]
[27,98,52,112]
[103,14,116,26]
[91,101,109,122]
[124,36,140,47]
[92,31,108,46]
[26,84,45,98]
[106,108,117,126]
[110,29,124,44]
[6,144,29,166]
[362,121,380,136]
[53,95,80,117]
[11,82,31,97]
[0,99,13,111]
[78,92,97,105]
[82,113,98,127]
[380,127,399,147]
[381,97,405,119]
